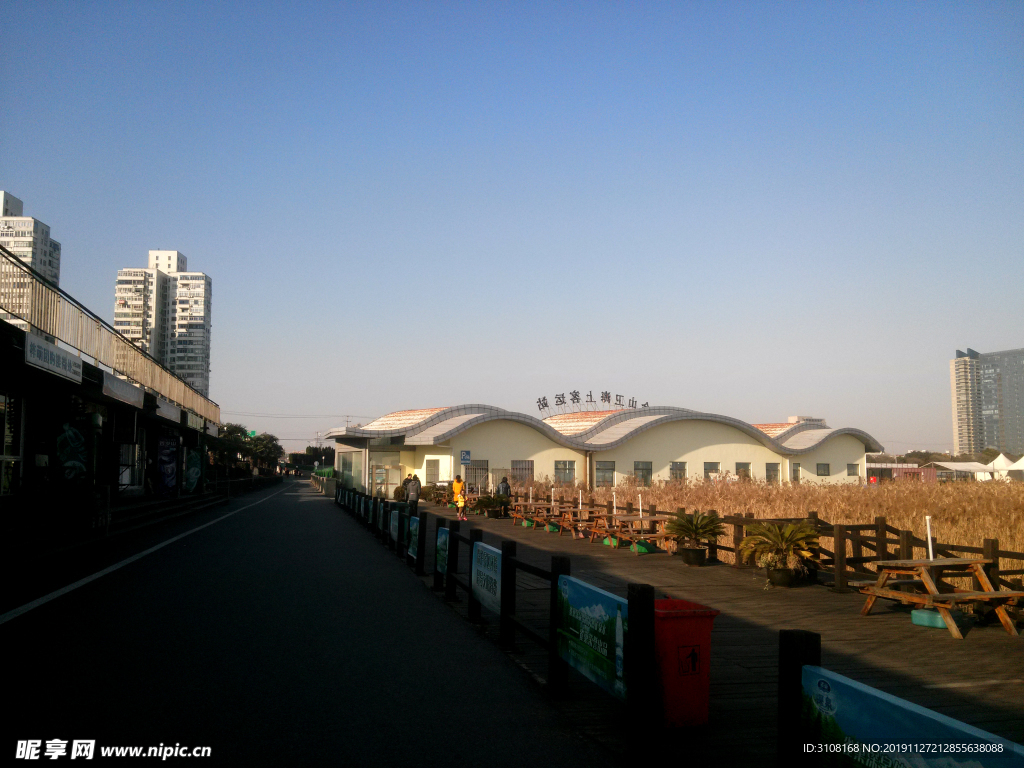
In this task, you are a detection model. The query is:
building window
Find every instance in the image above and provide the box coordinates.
[735,462,751,479]
[791,463,801,483]
[634,461,653,487]
[511,460,534,486]
[704,462,720,479]
[425,459,439,485]
[847,463,859,477]
[595,461,615,487]
[554,460,575,485]
[669,461,686,482]
[816,463,830,477]
[766,463,780,484]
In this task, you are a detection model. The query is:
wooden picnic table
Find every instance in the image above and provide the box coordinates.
[583,513,674,552]
[857,557,1024,639]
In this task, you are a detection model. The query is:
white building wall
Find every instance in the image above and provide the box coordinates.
[593,420,783,483]
[413,419,586,484]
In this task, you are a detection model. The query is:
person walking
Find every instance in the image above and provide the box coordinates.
[407,474,421,515]
[496,476,511,518]
[452,475,466,520]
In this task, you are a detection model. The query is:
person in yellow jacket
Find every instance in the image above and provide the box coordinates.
[452,475,466,520]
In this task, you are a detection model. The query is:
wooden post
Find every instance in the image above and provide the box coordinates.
[467,529,483,621]
[707,509,719,561]
[832,524,849,592]
[732,515,746,568]
[899,529,913,560]
[778,630,821,767]
[500,540,517,648]
[547,555,571,696]
[874,516,888,564]
[445,521,460,602]
[850,530,863,573]
[626,583,659,727]
[982,539,1000,587]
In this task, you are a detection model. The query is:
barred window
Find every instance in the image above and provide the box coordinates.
[703,462,720,479]
[816,463,830,477]
[511,460,534,486]
[554,460,575,484]
[425,459,439,484]
[735,462,751,479]
[669,462,686,482]
[766,463,781,484]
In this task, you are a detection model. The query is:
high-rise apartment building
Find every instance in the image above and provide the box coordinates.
[114,250,212,397]
[950,347,1024,455]
[0,191,63,333]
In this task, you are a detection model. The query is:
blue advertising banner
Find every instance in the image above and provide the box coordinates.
[555,576,627,700]
[801,666,1024,767]
[471,542,501,614]
[389,509,399,542]
[407,517,420,561]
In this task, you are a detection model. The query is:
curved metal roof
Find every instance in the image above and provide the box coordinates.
[325,404,884,455]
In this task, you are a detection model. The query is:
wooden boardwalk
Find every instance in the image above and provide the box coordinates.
[411,502,1024,764]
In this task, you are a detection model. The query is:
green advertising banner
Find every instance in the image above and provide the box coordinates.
[407,517,420,561]
[556,576,627,700]
[471,542,501,614]
[436,528,450,575]
[801,666,1024,767]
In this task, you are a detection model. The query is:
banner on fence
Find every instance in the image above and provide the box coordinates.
[407,517,420,561]
[390,509,399,542]
[801,666,1024,767]
[471,542,501,614]
[436,528,450,575]
[555,576,627,700]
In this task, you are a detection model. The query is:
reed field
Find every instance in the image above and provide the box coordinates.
[523,478,1024,566]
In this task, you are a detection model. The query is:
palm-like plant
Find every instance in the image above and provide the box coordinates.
[667,510,726,548]
[738,521,819,572]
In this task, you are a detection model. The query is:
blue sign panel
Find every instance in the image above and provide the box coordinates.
[801,666,1024,767]
[460,450,471,465]
[555,576,627,700]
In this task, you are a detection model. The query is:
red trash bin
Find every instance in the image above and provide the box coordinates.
[653,598,719,726]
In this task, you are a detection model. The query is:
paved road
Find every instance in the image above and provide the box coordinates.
[3,480,615,766]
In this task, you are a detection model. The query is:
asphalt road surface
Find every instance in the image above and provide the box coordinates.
[3,479,616,766]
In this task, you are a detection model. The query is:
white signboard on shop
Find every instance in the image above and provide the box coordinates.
[24,336,83,383]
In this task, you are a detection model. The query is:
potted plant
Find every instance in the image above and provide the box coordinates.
[667,510,726,566]
[472,495,504,519]
[738,521,819,588]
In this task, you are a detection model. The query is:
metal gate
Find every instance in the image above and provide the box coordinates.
[465,459,488,494]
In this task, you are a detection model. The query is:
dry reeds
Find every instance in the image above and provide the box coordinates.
[529,478,1024,566]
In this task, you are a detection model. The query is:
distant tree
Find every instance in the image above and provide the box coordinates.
[306,445,335,465]
[216,422,252,465]
[251,433,285,468]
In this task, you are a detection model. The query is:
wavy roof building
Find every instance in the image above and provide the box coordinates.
[325,404,882,497]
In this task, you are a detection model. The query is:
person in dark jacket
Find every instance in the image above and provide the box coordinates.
[496,476,511,517]
[407,474,422,514]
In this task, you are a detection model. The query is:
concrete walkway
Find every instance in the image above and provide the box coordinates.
[2,479,616,766]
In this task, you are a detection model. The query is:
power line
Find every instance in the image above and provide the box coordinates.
[221,411,372,419]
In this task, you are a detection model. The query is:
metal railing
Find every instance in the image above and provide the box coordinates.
[0,245,220,423]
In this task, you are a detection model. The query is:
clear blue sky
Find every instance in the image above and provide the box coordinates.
[2,1,1021,452]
